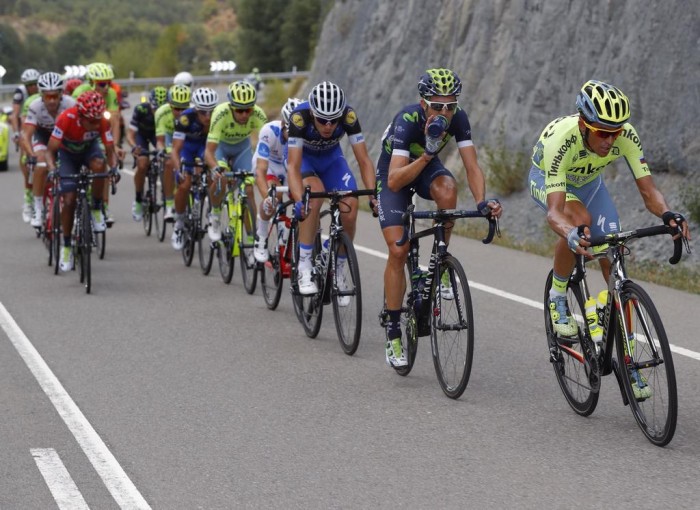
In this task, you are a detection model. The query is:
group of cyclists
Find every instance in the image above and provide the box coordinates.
[7,64,691,381]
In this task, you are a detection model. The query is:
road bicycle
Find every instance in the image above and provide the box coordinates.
[139,150,165,239]
[544,223,690,446]
[179,159,214,274]
[379,203,498,398]
[291,187,375,355]
[260,184,296,310]
[215,166,257,292]
[62,165,117,294]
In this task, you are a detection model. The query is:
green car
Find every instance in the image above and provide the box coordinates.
[0,106,10,171]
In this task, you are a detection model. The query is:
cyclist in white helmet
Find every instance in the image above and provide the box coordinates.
[12,68,40,223]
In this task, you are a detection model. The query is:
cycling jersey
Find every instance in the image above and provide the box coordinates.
[129,102,156,138]
[287,102,364,155]
[377,103,473,167]
[24,95,77,136]
[21,94,39,118]
[71,83,119,111]
[51,107,113,153]
[252,120,287,183]
[531,114,650,193]
[13,85,29,106]
[155,103,176,139]
[173,108,208,171]
[207,104,267,145]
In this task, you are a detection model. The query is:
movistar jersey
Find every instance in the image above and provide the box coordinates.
[207,104,267,145]
[378,103,473,167]
[531,114,650,193]
[129,102,156,137]
[287,102,364,154]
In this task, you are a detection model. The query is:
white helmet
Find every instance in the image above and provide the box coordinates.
[191,87,218,111]
[308,81,346,121]
[281,97,303,124]
[21,68,41,84]
[37,72,64,92]
[173,71,194,87]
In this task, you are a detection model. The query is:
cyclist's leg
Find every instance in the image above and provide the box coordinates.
[582,177,622,282]
[132,132,151,221]
[21,151,33,222]
[31,133,51,227]
[86,141,107,231]
[57,150,79,271]
[254,172,282,262]
[172,143,196,249]
[162,135,176,218]
[296,157,324,295]
[377,162,412,367]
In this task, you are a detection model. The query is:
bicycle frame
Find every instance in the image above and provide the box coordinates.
[220,169,255,258]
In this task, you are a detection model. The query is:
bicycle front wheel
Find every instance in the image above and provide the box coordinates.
[81,200,92,294]
[218,200,234,283]
[143,187,153,236]
[238,199,258,294]
[181,202,195,267]
[543,270,599,416]
[291,230,323,338]
[261,221,283,310]
[198,195,214,275]
[50,194,61,272]
[430,256,474,399]
[615,281,677,446]
[331,231,362,355]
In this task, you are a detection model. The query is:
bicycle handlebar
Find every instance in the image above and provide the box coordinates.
[396,204,498,247]
[587,224,687,265]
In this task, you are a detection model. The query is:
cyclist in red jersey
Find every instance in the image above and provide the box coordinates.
[45,91,119,271]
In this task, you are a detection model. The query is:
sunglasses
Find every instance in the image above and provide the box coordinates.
[425,100,459,112]
[196,110,212,116]
[95,81,111,88]
[42,92,61,100]
[172,106,187,112]
[314,115,342,126]
[234,107,253,114]
[582,119,623,139]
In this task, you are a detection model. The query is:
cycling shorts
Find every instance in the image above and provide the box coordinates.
[57,140,105,193]
[299,146,357,192]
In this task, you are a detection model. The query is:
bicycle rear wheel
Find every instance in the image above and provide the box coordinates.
[291,230,323,338]
[261,221,284,310]
[430,256,474,399]
[181,201,195,267]
[95,228,105,260]
[198,195,214,275]
[218,200,234,283]
[615,281,677,446]
[543,270,599,416]
[52,194,61,275]
[331,231,362,355]
[238,199,258,294]
[143,186,153,236]
[158,180,168,243]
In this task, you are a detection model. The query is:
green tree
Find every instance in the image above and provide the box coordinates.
[53,28,90,69]
[280,0,321,70]
[0,23,25,81]
[147,24,183,77]
[235,0,286,71]
[23,31,54,72]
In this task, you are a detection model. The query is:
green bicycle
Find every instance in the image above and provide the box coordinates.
[215,167,258,292]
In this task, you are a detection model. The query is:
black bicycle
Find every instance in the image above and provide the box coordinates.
[379,204,498,398]
[545,223,690,446]
[179,159,213,273]
[291,187,375,355]
[140,150,164,239]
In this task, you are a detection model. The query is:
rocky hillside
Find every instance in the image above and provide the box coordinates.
[305,0,698,270]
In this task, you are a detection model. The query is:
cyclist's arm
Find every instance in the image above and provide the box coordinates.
[457,145,486,204]
[286,144,303,202]
[45,136,60,171]
[351,141,376,190]
[10,103,21,135]
[255,156,270,198]
[636,175,689,241]
[20,122,36,157]
[126,125,137,151]
[170,137,183,173]
[387,152,433,192]
[204,140,219,172]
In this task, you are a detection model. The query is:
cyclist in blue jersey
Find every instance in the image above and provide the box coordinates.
[529,80,690,342]
[375,68,502,368]
[286,81,377,295]
[169,87,219,250]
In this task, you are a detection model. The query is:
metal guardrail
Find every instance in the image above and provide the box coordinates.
[0,70,309,101]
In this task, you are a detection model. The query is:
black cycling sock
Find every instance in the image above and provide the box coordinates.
[385,309,402,340]
[135,191,143,203]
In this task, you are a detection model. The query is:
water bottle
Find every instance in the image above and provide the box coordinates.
[585,296,603,343]
[426,115,449,138]
[320,238,330,267]
[411,269,428,312]
[278,220,288,247]
[596,289,608,324]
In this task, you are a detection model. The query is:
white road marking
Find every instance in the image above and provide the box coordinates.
[31,448,89,510]
[353,242,700,361]
[0,303,151,509]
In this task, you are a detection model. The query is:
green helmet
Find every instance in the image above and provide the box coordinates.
[227,80,256,108]
[86,62,114,82]
[417,68,462,98]
[149,86,168,109]
[168,84,191,108]
[576,80,630,129]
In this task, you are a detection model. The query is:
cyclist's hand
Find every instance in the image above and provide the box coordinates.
[369,196,379,217]
[156,149,166,160]
[293,200,306,221]
[12,132,19,144]
[110,167,121,183]
[26,155,37,165]
[662,211,691,240]
[424,136,441,156]
[116,147,127,161]
[263,196,275,216]
[567,225,592,257]
[477,199,502,218]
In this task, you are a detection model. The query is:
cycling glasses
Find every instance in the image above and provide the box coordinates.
[425,100,459,112]
[234,107,253,114]
[582,119,624,139]
[42,92,61,100]
[94,81,111,88]
[314,115,342,126]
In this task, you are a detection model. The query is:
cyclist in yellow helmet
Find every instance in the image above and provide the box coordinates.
[529,79,691,344]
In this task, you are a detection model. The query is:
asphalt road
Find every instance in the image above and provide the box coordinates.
[1,109,699,509]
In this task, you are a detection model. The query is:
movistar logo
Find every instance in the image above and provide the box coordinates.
[376,179,383,195]
[402,111,419,123]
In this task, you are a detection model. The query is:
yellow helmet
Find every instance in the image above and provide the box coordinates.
[86,62,114,82]
[576,80,630,128]
[168,84,191,108]
[227,80,256,108]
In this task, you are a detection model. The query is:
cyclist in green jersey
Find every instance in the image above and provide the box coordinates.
[204,80,267,242]
[529,80,690,339]
[155,84,191,221]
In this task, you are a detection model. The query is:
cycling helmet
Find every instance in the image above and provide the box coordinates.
[37,72,64,92]
[281,97,303,124]
[191,87,218,111]
[64,78,83,96]
[227,80,256,108]
[173,71,194,87]
[149,86,168,109]
[576,79,630,129]
[308,81,346,121]
[417,68,463,98]
[76,90,106,120]
[21,68,41,84]
[168,84,191,108]
[86,62,114,82]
